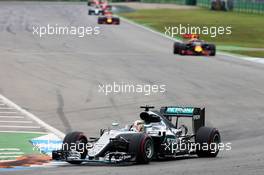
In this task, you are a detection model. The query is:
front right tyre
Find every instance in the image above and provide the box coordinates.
[63,131,88,164]
[125,133,154,164]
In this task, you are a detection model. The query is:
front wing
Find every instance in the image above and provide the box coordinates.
[52,150,134,164]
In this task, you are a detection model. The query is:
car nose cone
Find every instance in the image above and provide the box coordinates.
[195,46,203,52]
[107,18,112,23]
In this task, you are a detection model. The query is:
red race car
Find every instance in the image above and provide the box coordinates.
[173,34,216,56]
[100,1,112,11]
[98,11,120,25]
[87,0,99,6]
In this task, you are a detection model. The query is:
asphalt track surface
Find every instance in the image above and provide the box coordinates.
[0,2,264,175]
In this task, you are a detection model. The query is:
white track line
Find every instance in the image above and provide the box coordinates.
[219,51,264,64]
[119,16,181,42]
[0,121,33,123]
[0,130,48,134]
[0,111,18,114]
[0,108,15,110]
[0,116,24,118]
[0,125,41,129]
[0,95,65,138]
[0,152,24,155]
[120,16,264,64]
[0,148,20,151]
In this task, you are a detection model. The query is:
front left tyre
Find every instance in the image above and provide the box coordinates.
[209,44,216,56]
[115,18,120,25]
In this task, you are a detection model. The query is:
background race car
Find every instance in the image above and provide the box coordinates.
[87,0,97,6]
[88,6,104,15]
[98,15,120,25]
[174,34,216,56]
[100,1,112,11]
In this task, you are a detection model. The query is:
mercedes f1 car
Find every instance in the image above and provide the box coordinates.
[88,6,104,15]
[98,12,120,25]
[173,34,216,56]
[87,0,111,10]
[52,106,221,164]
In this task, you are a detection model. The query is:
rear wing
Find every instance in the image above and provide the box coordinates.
[160,106,205,134]
[182,34,200,39]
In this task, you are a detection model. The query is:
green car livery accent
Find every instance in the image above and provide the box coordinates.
[165,107,194,115]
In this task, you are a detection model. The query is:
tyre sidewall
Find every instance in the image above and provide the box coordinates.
[63,131,88,161]
[195,127,221,157]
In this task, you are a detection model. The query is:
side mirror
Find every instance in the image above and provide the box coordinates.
[112,122,119,127]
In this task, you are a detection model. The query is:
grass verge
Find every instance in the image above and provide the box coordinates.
[0,132,43,160]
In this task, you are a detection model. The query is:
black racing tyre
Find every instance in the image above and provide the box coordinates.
[88,11,92,15]
[124,133,154,164]
[98,18,103,24]
[115,19,120,25]
[209,44,216,56]
[63,131,88,164]
[173,42,182,54]
[221,2,227,11]
[195,127,221,157]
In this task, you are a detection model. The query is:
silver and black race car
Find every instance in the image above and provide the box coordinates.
[88,6,104,15]
[52,106,221,164]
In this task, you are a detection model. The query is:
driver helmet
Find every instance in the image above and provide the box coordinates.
[131,120,144,132]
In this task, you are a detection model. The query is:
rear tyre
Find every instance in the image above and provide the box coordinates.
[195,127,221,157]
[63,131,88,164]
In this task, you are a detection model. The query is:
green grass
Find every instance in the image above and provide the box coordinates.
[120,8,264,57]
[0,132,43,160]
